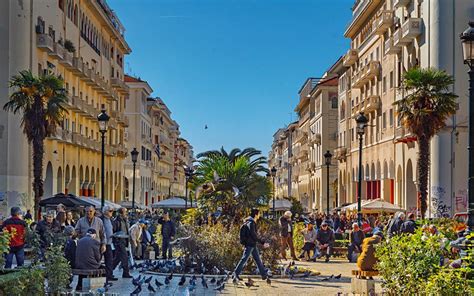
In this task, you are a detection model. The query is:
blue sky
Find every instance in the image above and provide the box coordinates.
[109,0,353,157]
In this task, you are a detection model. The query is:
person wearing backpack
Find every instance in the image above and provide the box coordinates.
[232,208,270,283]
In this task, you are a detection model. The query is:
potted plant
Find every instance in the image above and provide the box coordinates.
[64,39,75,53]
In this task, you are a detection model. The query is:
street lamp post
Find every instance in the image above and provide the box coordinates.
[355,112,368,225]
[271,166,277,219]
[130,148,139,214]
[97,105,109,210]
[184,165,195,210]
[461,21,474,230]
[324,150,332,216]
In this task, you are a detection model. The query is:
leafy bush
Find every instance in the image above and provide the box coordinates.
[0,230,13,268]
[44,245,71,294]
[0,267,44,295]
[376,230,444,294]
[64,39,75,53]
[425,268,470,295]
[180,221,279,273]
[292,222,305,254]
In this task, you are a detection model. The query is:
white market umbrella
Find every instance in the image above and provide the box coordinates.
[77,196,121,210]
[151,197,197,209]
[269,199,292,211]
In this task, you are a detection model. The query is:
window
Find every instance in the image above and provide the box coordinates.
[141,146,146,160]
[382,112,387,129]
[331,97,337,109]
[390,71,394,89]
[383,76,387,93]
[389,109,394,126]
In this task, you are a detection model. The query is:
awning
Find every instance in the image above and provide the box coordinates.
[151,197,197,209]
[120,201,147,210]
[340,199,404,213]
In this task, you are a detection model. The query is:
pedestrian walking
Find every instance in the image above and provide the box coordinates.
[112,207,131,278]
[232,208,270,283]
[75,205,106,254]
[279,211,297,260]
[1,207,26,268]
[158,212,176,259]
[129,219,144,259]
[101,206,117,281]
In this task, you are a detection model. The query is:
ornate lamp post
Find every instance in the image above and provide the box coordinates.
[324,150,332,216]
[270,166,277,218]
[184,165,195,209]
[130,148,139,214]
[355,112,368,225]
[97,105,109,210]
[461,21,474,230]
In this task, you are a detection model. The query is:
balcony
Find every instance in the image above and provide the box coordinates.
[375,11,394,35]
[111,78,129,92]
[351,69,364,89]
[401,18,422,43]
[295,131,308,144]
[351,103,360,117]
[334,147,347,161]
[117,144,127,156]
[365,95,381,112]
[306,162,316,173]
[362,61,381,81]
[108,118,118,130]
[393,29,402,47]
[384,37,401,55]
[343,49,359,67]
[82,101,97,118]
[71,132,84,146]
[311,133,321,145]
[82,67,94,84]
[36,34,54,52]
[49,42,65,60]
[394,126,416,143]
[58,50,73,68]
[394,0,411,8]
[72,57,85,76]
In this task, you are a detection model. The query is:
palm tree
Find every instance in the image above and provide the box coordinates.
[196,147,268,173]
[4,70,68,219]
[395,67,457,218]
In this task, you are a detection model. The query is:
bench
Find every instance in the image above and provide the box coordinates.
[72,269,106,290]
[351,270,379,295]
[332,247,348,258]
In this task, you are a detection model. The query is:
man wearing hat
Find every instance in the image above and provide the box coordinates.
[112,207,131,278]
[158,211,176,259]
[316,220,335,262]
[279,211,298,261]
[357,231,384,274]
[75,228,102,291]
[101,206,117,281]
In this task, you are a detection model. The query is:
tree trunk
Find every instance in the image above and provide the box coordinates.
[417,136,430,219]
[32,136,45,220]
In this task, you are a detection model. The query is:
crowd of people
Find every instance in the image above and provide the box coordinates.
[0,204,176,291]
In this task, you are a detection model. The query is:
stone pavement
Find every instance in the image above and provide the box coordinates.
[89,259,383,295]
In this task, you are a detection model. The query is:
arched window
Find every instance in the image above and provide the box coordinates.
[331,96,338,109]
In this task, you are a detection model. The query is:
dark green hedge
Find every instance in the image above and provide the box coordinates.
[0,267,44,295]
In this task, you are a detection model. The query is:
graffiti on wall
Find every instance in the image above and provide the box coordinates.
[430,186,451,218]
[455,189,467,213]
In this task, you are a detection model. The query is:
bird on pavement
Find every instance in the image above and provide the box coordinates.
[132,275,142,286]
[320,277,330,282]
[210,277,216,284]
[147,283,156,293]
[214,283,225,291]
[334,274,342,279]
[130,285,141,295]
[201,276,208,288]
[164,277,170,285]
[329,274,334,279]
[178,274,186,286]
[144,276,153,284]
[155,278,163,288]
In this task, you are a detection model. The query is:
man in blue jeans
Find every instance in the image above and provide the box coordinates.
[232,208,270,283]
[2,207,26,268]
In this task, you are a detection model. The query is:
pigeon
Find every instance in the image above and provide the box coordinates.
[130,285,141,295]
[155,278,163,287]
[210,277,216,284]
[147,283,156,293]
[320,277,330,282]
[334,274,342,279]
[144,276,153,284]
[132,275,142,286]
[179,274,186,286]
[168,273,174,280]
[232,186,241,198]
[329,274,334,279]
[216,278,223,286]
[165,277,170,285]
[191,275,197,282]
[245,277,255,287]
[266,277,272,285]
[201,277,208,288]
[188,284,196,292]
[214,283,225,291]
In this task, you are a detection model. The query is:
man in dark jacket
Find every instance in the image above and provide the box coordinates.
[141,222,159,259]
[112,207,131,278]
[279,211,297,260]
[63,226,77,289]
[2,207,27,268]
[316,221,335,262]
[400,213,417,234]
[75,228,102,291]
[158,212,176,259]
[232,208,270,283]
[386,212,405,238]
[36,210,61,256]
[347,223,365,262]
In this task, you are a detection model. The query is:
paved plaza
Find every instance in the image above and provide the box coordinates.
[91,259,383,295]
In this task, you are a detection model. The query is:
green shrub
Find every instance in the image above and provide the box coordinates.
[292,222,305,254]
[425,268,470,295]
[44,245,71,294]
[0,267,44,295]
[376,230,444,294]
[0,231,13,268]
[64,39,75,53]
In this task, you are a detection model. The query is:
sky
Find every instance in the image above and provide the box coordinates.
[108,0,353,157]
